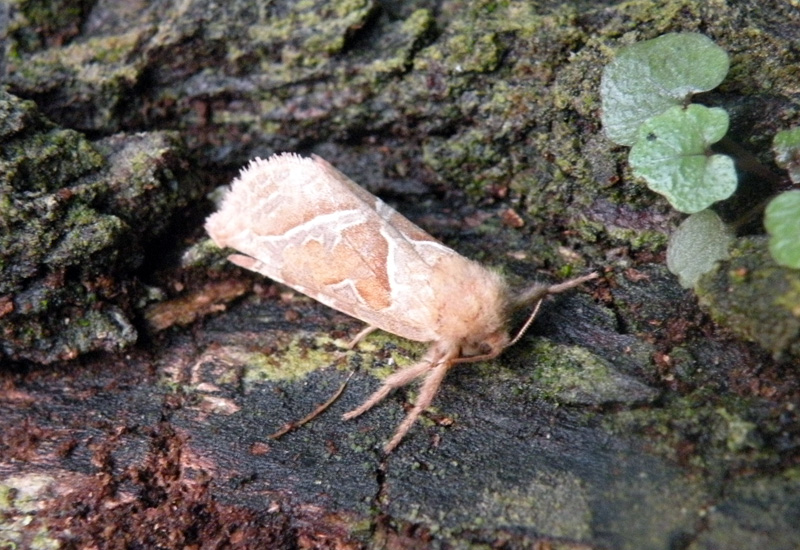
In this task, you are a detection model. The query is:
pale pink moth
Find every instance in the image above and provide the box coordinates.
[205,153,597,453]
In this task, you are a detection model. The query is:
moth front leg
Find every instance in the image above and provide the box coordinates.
[342,358,433,420]
[383,359,452,453]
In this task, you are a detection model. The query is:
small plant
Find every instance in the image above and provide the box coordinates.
[765,189,800,269]
[600,32,800,284]
[666,209,733,288]
[765,128,800,268]
[601,33,730,148]
[628,104,736,214]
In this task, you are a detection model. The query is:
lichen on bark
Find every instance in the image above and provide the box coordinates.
[0,90,202,363]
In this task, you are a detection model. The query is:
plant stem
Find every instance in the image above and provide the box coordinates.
[717,137,782,187]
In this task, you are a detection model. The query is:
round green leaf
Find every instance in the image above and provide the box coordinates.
[629,104,737,213]
[764,190,800,269]
[667,209,733,288]
[772,127,800,184]
[601,32,730,146]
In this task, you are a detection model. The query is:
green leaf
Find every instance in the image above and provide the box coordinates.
[764,190,800,269]
[772,127,800,184]
[601,32,730,146]
[667,209,733,288]
[629,104,737,213]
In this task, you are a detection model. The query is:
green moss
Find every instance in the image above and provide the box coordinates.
[0,473,61,550]
[524,339,657,406]
[45,205,126,265]
[181,237,230,268]
[1,91,199,363]
[422,130,505,195]
[61,308,137,355]
[12,28,143,84]
[16,0,83,30]
[354,331,421,380]
[90,32,142,64]
[2,129,104,192]
[472,473,591,538]
[11,0,89,53]
[0,91,39,140]
[361,9,434,81]
[238,336,340,385]
[611,394,772,473]
[605,226,669,251]
[775,279,800,317]
[694,474,800,549]
[389,0,799,259]
[715,407,759,453]
[234,331,417,388]
[446,32,502,74]
[696,236,800,358]
[0,193,17,218]
[246,0,374,66]
[179,327,424,398]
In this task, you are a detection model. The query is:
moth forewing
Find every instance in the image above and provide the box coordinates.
[205,152,597,453]
[206,153,473,344]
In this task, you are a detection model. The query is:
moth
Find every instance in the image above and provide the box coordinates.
[205,153,597,453]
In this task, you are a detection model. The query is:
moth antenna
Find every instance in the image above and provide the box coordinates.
[545,271,599,294]
[507,297,545,349]
[508,272,599,347]
[512,272,599,310]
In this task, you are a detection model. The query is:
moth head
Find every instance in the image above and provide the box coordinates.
[458,329,511,360]
[455,273,599,364]
[429,256,512,358]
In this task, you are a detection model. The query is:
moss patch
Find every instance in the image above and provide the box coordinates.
[696,236,800,359]
[524,339,659,406]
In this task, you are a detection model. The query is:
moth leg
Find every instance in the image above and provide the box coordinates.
[227,253,261,271]
[342,359,432,421]
[346,325,379,349]
[383,361,451,454]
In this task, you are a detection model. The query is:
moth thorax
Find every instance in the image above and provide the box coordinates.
[429,256,511,349]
